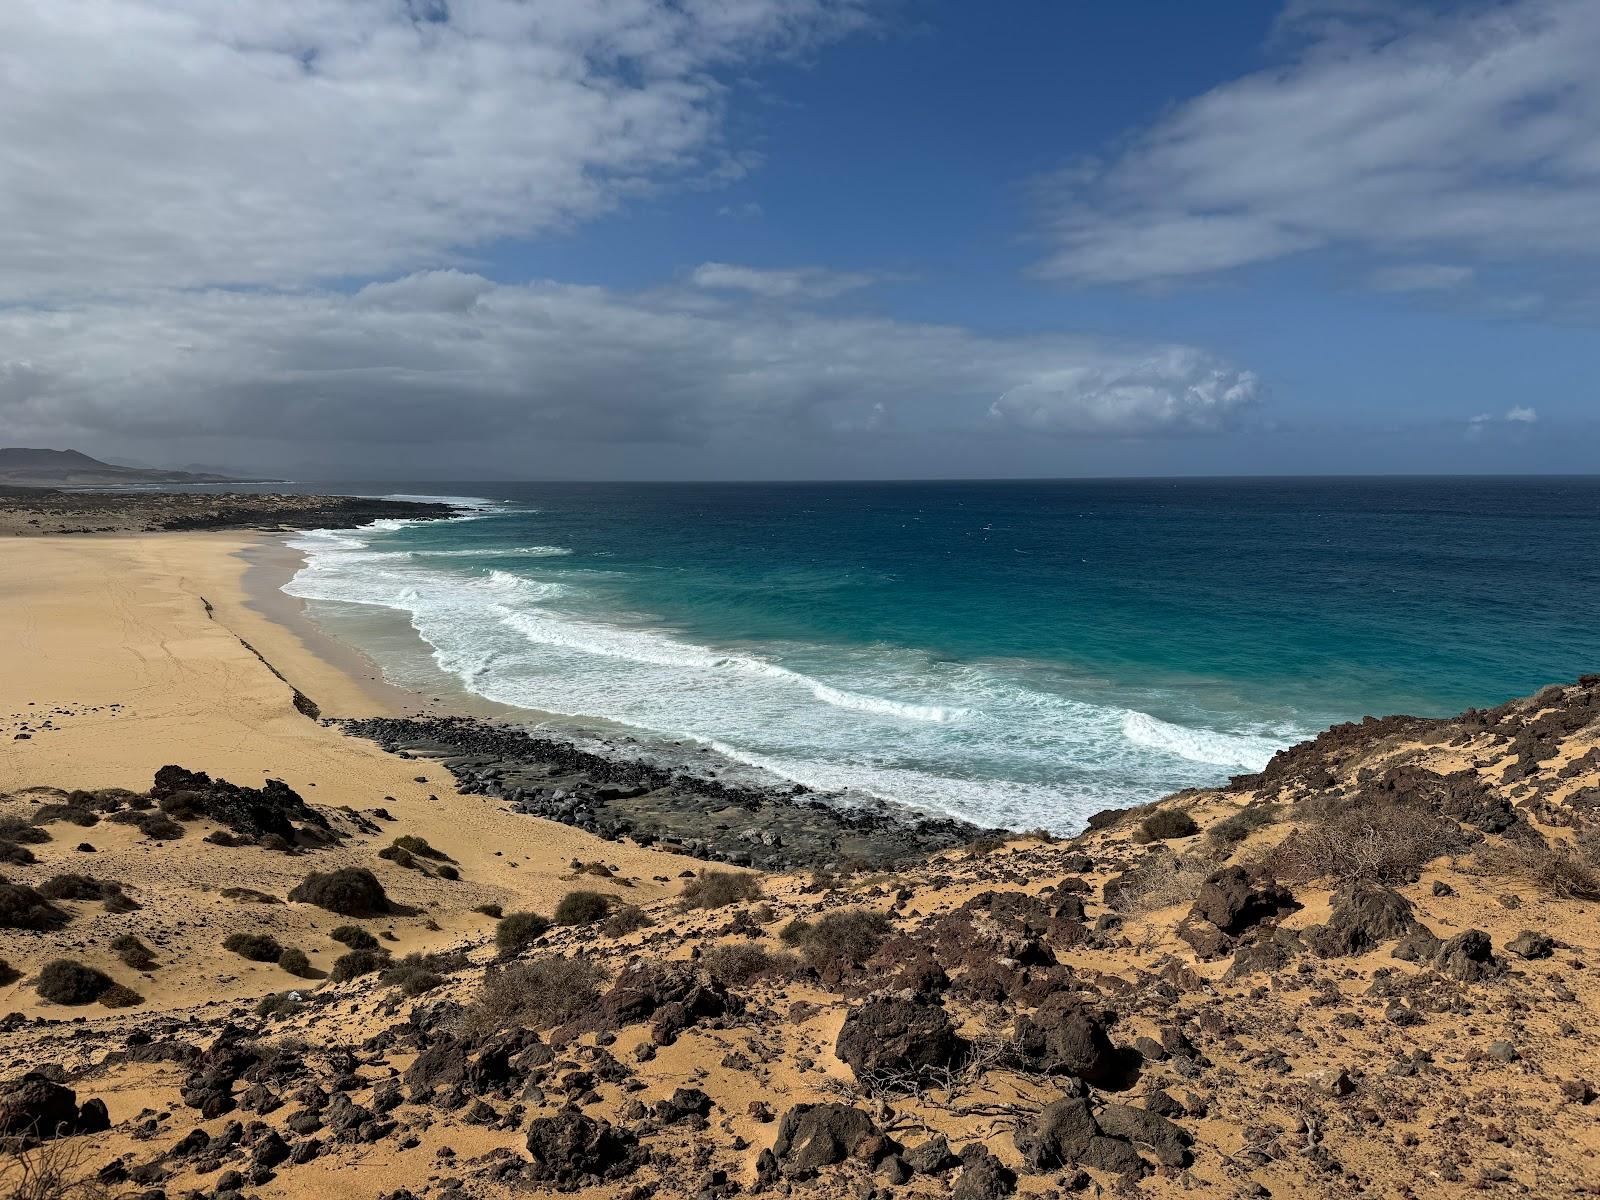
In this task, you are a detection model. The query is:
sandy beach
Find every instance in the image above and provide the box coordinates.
[0,532,704,1018]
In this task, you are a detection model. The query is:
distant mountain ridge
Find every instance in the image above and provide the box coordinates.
[0,447,244,487]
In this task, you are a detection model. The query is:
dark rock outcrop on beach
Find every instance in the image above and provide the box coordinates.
[338,715,992,870]
[0,487,457,536]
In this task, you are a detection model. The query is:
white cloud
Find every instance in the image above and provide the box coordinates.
[1505,405,1538,423]
[0,0,876,298]
[1467,405,1538,435]
[690,262,879,299]
[1368,264,1476,293]
[0,273,1261,456]
[1034,0,1600,287]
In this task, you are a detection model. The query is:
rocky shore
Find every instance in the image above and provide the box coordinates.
[0,488,458,536]
[338,715,995,871]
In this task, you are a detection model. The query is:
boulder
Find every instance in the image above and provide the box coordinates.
[1013,1096,1146,1177]
[0,1073,90,1139]
[1013,994,1126,1085]
[1305,883,1420,957]
[523,1112,642,1190]
[834,998,964,1085]
[770,1103,884,1176]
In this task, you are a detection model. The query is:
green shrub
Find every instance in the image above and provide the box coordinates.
[330,924,380,950]
[329,949,390,982]
[288,867,390,915]
[35,959,114,1005]
[0,881,68,931]
[1133,809,1201,843]
[678,871,763,910]
[31,804,99,828]
[256,991,301,1019]
[495,910,552,954]
[224,931,284,962]
[278,946,314,977]
[553,890,611,926]
[110,934,156,970]
[1208,804,1280,847]
[380,951,463,996]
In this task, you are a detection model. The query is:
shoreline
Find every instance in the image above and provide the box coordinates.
[239,528,994,868]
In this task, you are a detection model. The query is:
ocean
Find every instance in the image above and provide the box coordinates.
[280,477,1600,833]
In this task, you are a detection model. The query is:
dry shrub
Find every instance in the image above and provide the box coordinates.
[602,904,652,937]
[0,882,67,931]
[0,1134,113,1200]
[1262,807,1463,885]
[473,902,503,919]
[0,817,49,845]
[781,909,891,968]
[495,911,552,954]
[277,947,314,977]
[466,955,604,1036]
[256,992,301,1019]
[1105,854,1215,915]
[389,834,449,861]
[1478,840,1600,900]
[380,950,464,996]
[1132,809,1200,844]
[99,983,143,1009]
[329,949,390,982]
[679,871,763,910]
[700,943,798,987]
[553,890,611,926]
[288,867,390,916]
[110,934,155,970]
[1208,804,1280,847]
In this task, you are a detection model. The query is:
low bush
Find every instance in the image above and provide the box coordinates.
[256,991,301,1019]
[38,873,105,901]
[0,816,50,844]
[1103,853,1214,915]
[436,864,459,881]
[329,948,390,982]
[474,902,503,919]
[277,946,314,977]
[1263,807,1464,885]
[223,931,284,962]
[99,983,143,1009]
[1133,809,1201,843]
[330,924,380,950]
[602,904,653,937]
[678,871,763,910]
[0,958,17,986]
[288,867,390,915]
[108,810,184,839]
[700,943,798,987]
[390,834,449,861]
[0,841,36,865]
[1208,804,1280,847]
[35,959,114,1005]
[110,934,156,970]
[495,910,552,954]
[781,909,891,969]
[1479,839,1600,901]
[553,890,611,926]
[0,880,69,930]
[466,956,603,1036]
[31,804,99,828]
[380,950,464,996]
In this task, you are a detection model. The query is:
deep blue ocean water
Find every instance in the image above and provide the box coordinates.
[282,478,1600,831]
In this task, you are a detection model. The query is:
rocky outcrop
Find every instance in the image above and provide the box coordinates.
[834,998,964,1085]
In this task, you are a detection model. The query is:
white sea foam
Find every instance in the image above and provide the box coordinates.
[280,515,1304,832]
[1120,710,1280,771]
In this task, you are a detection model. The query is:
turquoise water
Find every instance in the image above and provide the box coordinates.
[283,478,1600,831]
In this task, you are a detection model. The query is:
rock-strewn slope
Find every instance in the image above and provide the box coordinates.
[4,677,1600,1199]
[0,490,456,536]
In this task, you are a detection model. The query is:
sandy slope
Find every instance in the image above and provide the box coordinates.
[0,534,702,1017]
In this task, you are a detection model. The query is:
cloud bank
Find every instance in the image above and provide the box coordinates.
[0,272,1260,459]
[0,0,876,298]
[1034,0,1600,287]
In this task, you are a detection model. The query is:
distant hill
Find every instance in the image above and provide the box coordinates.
[0,447,243,487]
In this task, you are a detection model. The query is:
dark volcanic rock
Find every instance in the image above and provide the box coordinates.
[1305,883,1421,957]
[834,998,964,1085]
[771,1103,883,1176]
[338,715,997,869]
[523,1112,642,1190]
[1013,994,1130,1086]
[1013,1095,1147,1177]
[149,766,333,845]
[0,1073,104,1139]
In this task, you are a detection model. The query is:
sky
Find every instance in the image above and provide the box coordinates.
[0,0,1596,480]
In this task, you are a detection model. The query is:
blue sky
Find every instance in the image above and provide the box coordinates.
[1,0,1595,478]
